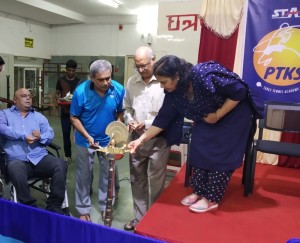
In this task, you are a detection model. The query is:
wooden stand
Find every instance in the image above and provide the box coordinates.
[103,159,115,227]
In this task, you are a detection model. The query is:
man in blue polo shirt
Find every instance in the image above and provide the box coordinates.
[70,60,124,222]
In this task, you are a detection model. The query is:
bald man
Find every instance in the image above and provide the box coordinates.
[0,88,68,215]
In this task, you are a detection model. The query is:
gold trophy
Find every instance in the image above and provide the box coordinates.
[91,121,129,227]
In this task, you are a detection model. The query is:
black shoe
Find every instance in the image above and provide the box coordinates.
[124,220,138,231]
[46,206,70,216]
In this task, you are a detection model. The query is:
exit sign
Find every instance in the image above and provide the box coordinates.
[25,38,33,48]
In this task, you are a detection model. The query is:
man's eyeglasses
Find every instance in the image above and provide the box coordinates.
[134,60,151,71]
[98,76,111,82]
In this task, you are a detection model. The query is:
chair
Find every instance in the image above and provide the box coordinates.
[167,144,188,174]
[243,101,300,196]
[0,143,69,213]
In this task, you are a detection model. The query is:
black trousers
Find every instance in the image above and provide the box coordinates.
[61,114,72,158]
[7,154,67,209]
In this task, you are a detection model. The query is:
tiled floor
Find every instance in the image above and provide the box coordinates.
[44,115,175,230]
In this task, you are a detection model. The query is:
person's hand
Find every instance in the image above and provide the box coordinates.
[203,112,219,124]
[128,120,139,131]
[26,135,36,144]
[134,121,145,130]
[32,130,40,140]
[129,120,145,134]
[127,138,143,153]
[87,136,96,147]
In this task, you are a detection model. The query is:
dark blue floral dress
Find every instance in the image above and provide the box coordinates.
[153,61,253,171]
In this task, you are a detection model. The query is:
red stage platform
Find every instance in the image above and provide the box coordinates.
[135,163,300,243]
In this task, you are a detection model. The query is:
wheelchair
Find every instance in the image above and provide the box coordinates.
[0,143,69,215]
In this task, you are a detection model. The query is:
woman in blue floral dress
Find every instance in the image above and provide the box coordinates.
[127,55,258,213]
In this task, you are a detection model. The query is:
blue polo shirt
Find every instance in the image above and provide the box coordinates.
[70,79,124,147]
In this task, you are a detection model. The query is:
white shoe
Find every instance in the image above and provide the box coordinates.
[181,193,200,206]
[189,198,218,213]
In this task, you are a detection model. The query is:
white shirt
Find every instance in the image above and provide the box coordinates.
[123,73,165,129]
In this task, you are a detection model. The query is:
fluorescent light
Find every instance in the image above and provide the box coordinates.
[98,0,120,8]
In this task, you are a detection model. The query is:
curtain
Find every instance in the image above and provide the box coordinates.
[197,22,238,70]
[278,133,300,168]
[197,0,244,69]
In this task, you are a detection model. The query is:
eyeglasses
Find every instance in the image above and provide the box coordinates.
[98,76,111,82]
[134,60,151,71]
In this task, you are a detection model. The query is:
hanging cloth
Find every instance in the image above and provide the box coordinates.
[199,0,244,38]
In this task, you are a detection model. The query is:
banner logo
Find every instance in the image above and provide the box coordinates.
[272,7,300,19]
[252,23,300,95]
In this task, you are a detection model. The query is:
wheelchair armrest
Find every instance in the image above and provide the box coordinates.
[48,142,61,151]
[47,142,61,158]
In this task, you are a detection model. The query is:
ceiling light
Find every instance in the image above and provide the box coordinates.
[98,0,120,8]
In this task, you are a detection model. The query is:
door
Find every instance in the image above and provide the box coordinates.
[124,55,138,87]
[24,68,39,107]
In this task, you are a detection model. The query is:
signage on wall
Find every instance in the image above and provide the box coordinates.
[24,38,33,48]
[243,0,300,102]
[166,14,200,31]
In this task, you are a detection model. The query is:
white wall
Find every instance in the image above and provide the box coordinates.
[0,13,51,59]
[0,13,51,99]
[0,13,155,99]
[50,24,152,56]
[1,12,155,59]
[156,0,203,64]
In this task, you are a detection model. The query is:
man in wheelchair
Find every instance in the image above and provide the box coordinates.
[0,88,68,215]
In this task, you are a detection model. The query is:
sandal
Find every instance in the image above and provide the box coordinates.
[181,193,201,206]
[79,214,92,222]
[189,198,218,213]
[124,220,138,231]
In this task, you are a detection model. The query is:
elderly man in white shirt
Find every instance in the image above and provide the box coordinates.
[123,46,170,231]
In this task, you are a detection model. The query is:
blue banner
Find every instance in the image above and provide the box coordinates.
[0,199,165,243]
[243,0,300,102]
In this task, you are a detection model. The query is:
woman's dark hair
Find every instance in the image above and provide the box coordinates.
[66,59,77,69]
[153,55,193,91]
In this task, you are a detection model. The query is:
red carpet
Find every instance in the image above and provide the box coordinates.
[136,163,300,243]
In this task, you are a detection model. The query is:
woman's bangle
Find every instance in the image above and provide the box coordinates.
[216,110,221,119]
